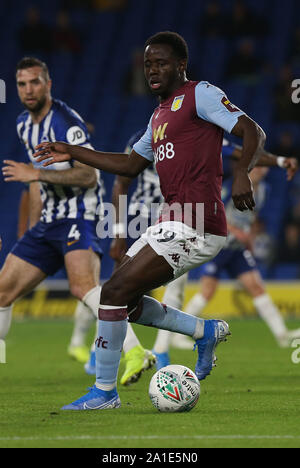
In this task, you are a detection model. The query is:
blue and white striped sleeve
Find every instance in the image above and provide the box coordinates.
[53,107,92,148]
[132,116,154,162]
[195,81,245,133]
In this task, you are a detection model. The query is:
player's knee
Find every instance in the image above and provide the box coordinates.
[250,284,265,298]
[69,283,93,301]
[244,276,264,297]
[202,284,216,301]
[201,277,217,300]
[100,279,131,306]
[0,290,15,308]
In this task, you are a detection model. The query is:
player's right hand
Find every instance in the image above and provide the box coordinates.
[232,169,256,212]
[34,141,72,166]
[283,157,299,181]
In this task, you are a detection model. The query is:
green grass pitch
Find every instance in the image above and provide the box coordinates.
[0,318,300,448]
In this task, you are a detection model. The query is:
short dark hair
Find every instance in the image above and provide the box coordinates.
[16,57,50,81]
[144,31,189,62]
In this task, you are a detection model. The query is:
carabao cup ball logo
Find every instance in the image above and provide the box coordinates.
[149,365,200,413]
[157,369,184,404]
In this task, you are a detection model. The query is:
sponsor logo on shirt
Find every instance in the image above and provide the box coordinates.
[221,97,240,113]
[153,122,168,144]
[66,126,87,145]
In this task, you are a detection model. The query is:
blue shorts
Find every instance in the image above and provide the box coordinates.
[203,247,257,279]
[11,219,103,276]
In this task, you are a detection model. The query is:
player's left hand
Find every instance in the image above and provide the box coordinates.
[232,169,255,211]
[2,160,39,183]
[283,157,299,181]
[34,141,71,166]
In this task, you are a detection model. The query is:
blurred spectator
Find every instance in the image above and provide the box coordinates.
[52,10,82,54]
[123,48,151,97]
[225,38,263,85]
[85,122,95,136]
[225,0,269,38]
[273,65,300,122]
[277,222,300,264]
[92,0,127,10]
[198,0,224,38]
[271,131,300,161]
[61,0,94,9]
[290,201,300,225]
[288,26,300,68]
[287,171,300,224]
[18,6,52,54]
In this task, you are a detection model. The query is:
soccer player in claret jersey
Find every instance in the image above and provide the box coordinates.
[34,31,268,411]
[111,134,299,367]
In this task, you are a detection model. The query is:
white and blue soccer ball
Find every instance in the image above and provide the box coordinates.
[149,364,200,413]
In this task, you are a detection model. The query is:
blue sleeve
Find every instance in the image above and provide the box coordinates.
[222,138,239,180]
[195,81,245,133]
[127,128,147,149]
[221,178,233,204]
[132,117,154,162]
[222,142,237,158]
[124,128,147,154]
[16,116,27,160]
[19,145,29,163]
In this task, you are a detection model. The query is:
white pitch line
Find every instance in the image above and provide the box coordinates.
[0,435,300,442]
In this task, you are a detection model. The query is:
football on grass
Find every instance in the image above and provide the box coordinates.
[149,364,200,413]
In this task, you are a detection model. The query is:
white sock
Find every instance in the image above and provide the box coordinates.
[95,382,116,391]
[162,273,188,309]
[0,305,13,340]
[69,301,95,348]
[153,329,173,354]
[82,285,102,319]
[153,274,188,354]
[253,293,288,339]
[185,293,208,317]
[123,322,141,354]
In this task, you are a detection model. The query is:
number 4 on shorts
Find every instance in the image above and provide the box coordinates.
[68,224,81,241]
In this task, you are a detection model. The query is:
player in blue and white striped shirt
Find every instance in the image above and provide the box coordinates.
[0,57,103,349]
[16,97,102,224]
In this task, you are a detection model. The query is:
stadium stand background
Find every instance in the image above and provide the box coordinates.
[0,0,300,282]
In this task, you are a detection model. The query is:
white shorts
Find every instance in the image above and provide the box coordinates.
[126,221,226,279]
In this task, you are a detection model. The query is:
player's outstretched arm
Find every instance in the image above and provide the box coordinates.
[256,151,298,181]
[34,142,150,178]
[230,144,299,181]
[230,115,266,212]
